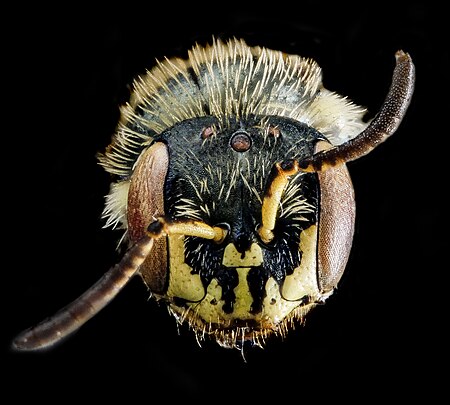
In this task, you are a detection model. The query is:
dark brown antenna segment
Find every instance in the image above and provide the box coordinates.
[299,50,415,172]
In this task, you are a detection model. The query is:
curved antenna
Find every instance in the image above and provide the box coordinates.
[12,235,155,351]
[12,218,227,351]
[299,50,415,172]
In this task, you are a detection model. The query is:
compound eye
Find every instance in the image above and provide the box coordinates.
[230,131,252,152]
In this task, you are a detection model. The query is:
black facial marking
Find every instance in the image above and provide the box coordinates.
[231,184,256,258]
[247,266,270,314]
[280,160,296,171]
[183,237,240,312]
[215,269,239,314]
[235,233,252,257]
[263,239,301,285]
[184,237,223,282]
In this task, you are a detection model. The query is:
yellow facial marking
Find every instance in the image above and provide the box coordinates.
[231,267,253,318]
[167,235,204,302]
[222,243,263,267]
[261,278,299,325]
[281,224,319,300]
[195,279,223,324]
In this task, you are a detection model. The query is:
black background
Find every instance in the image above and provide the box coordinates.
[3,2,446,402]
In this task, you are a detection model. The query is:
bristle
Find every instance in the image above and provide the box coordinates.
[98,37,367,178]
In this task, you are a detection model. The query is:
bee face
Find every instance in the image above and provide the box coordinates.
[12,38,414,352]
[127,115,354,348]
